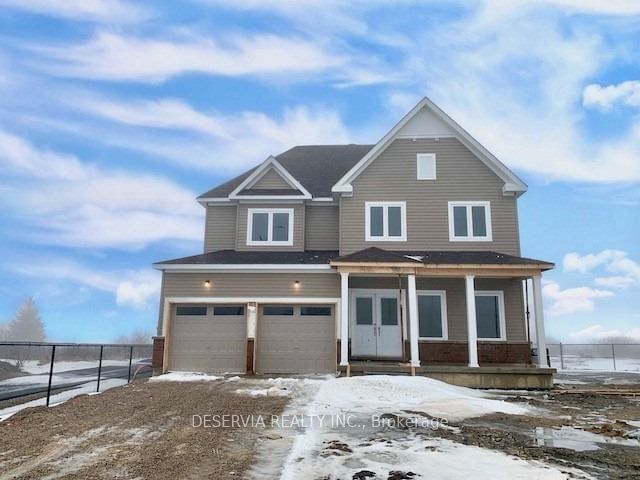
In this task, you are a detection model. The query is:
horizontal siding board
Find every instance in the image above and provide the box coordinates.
[340,138,520,255]
[305,206,339,250]
[204,205,237,252]
[236,203,305,251]
[251,168,291,189]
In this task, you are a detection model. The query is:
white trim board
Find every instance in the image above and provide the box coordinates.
[331,97,527,196]
[228,156,311,200]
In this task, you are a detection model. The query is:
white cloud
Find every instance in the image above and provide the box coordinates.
[0,0,150,23]
[6,259,160,309]
[570,324,640,342]
[563,250,640,288]
[1,130,203,249]
[542,280,614,315]
[583,81,640,110]
[36,31,345,83]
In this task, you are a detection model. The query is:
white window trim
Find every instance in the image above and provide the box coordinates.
[246,208,294,246]
[417,290,448,340]
[448,201,492,242]
[417,153,436,180]
[475,290,506,341]
[365,201,407,242]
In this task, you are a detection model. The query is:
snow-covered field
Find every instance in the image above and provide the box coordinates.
[549,354,640,372]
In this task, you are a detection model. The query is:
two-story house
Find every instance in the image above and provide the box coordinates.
[153,97,555,388]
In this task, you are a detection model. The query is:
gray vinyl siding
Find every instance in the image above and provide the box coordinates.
[235,203,305,251]
[347,276,525,343]
[305,205,339,250]
[204,205,237,252]
[340,138,521,255]
[158,272,340,332]
[251,168,291,189]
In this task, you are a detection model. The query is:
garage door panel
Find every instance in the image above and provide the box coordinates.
[169,305,246,373]
[256,305,335,374]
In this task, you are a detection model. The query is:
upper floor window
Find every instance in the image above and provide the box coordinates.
[417,153,436,180]
[247,208,294,246]
[448,201,492,241]
[365,201,407,242]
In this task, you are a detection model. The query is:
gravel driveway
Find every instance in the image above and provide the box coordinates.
[0,378,288,479]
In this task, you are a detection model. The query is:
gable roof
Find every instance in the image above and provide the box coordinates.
[331,97,528,196]
[198,144,373,201]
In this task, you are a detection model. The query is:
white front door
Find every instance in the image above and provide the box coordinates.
[351,291,403,358]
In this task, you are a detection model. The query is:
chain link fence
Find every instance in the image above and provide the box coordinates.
[0,342,153,412]
[547,343,640,372]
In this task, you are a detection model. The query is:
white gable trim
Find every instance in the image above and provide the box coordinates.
[331,97,527,196]
[228,156,312,199]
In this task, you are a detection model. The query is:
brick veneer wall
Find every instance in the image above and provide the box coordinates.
[152,336,165,375]
[409,341,531,365]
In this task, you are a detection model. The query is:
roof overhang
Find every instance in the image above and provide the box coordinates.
[154,263,334,273]
[331,97,528,197]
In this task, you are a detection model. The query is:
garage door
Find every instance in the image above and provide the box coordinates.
[169,304,246,373]
[256,304,335,374]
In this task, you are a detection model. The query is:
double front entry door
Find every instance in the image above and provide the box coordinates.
[350,290,403,358]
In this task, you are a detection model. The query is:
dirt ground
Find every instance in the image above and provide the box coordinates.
[0,379,288,479]
[425,374,640,479]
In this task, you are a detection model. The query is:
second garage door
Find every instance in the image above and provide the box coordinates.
[256,304,335,374]
[169,304,246,373]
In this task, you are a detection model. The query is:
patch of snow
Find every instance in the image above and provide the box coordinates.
[534,426,639,451]
[312,375,529,421]
[226,376,242,381]
[148,371,222,382]
[0,378,127,421]
[0,359,136,375]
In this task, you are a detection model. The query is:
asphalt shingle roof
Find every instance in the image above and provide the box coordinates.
[154,250,340,266]
[198,144,374,199]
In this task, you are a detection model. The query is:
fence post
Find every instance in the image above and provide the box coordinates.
[127,345,134,383]
[46,344,56,407]
[559,343,564,370]
[96,345,104,393]
[612,344,616,371]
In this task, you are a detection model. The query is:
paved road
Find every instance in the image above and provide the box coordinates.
[0,361,152,401]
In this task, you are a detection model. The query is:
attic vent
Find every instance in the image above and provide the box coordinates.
[417,153,436,180]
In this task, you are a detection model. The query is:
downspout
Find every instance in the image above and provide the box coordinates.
[524,278,532,365]
[398,274,406,362]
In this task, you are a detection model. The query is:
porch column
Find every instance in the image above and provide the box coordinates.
[407,274,420,368]
[532,274,548,368]
[339,272,349,367]
[465,275,479,368]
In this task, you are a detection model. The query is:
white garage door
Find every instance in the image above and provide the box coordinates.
[256,304,335,374]
[169,304,246,373]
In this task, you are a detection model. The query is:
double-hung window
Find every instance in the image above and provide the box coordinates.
[365,201,407,241]
[247,208,294,246]
[448,201,492,241]
[417,291,448,340]
[475,291,506,341]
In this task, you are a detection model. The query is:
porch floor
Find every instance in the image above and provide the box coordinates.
[339,361,556,389]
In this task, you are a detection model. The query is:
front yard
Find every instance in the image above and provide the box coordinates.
[0,372,638,479]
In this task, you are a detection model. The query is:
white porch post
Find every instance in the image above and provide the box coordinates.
[407,274,420,368]
[339,272,349,367]
[465,275,479,368]
[532,274,548,368]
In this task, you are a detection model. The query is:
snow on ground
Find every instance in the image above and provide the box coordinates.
[148,371,222,382]
[248,375,586,480]
[0,378,127,421]
[0,359,135,375]
[550,355,640,372]
[311,375,529,421]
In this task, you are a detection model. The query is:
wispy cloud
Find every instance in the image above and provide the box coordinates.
[0,130,203,249]
[34,31,346,83]
[0,0,151,23]
[563,250,640,288]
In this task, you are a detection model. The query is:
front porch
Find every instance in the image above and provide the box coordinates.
[331,248,555,387]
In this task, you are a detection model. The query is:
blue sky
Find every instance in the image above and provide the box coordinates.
[0,0,638,343]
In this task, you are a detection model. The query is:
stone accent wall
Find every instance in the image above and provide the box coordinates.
[152,336,165,375]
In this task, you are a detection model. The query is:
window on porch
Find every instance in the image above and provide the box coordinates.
[417,291,447,340]
[475,291,506,340]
